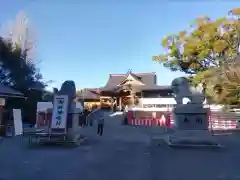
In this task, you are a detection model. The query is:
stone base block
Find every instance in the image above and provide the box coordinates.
[164,130,222,148]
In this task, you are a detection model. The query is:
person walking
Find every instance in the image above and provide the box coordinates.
[88,109,96,127]
[89,116,93,126]
[79,113,85,128]
[83,108,90,126]
[97,109,105,136]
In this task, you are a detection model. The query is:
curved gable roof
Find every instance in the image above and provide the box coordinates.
[104,72,157,88]
[118,71,144,86]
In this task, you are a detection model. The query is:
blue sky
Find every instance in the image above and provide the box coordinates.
[0,1,239,91]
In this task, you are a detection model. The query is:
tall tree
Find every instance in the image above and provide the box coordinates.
[2,11,36,63]
[0,12,46,124]
[0,37,45,90]
[153,8,240,105]
[213,59,240,105]
[0,11,45,90]
[153,16,240,74]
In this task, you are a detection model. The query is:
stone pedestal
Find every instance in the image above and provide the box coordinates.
[67,106,84,145]
[57,81,84,145]
[166,104,221,148]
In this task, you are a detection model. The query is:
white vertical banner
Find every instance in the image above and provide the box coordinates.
[13,109,23,136]
[51,95,69,129]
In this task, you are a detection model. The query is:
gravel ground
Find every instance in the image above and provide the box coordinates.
[1,113,240,180]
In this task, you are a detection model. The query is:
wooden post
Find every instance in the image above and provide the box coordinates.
[119,97,122,110]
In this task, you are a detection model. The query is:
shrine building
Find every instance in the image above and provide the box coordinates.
[78,71,175,110]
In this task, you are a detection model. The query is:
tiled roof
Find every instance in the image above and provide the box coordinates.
[80,72,172,95]
[0,84,24,97]
[104,72,157,88]
[139,84,172,91]
[78,88,100,100]
[115,84,172,92]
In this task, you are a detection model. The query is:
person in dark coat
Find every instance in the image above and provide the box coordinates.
[84,109,89,126]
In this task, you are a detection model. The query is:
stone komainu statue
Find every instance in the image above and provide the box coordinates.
[171,77,205,104]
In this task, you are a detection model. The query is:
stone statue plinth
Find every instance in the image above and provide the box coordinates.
[67,107,83,145]
[165,77,221,148]
[172,104,208,130]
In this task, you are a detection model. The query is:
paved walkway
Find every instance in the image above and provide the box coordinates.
[1,112,240,180]
[0,113,152,180]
